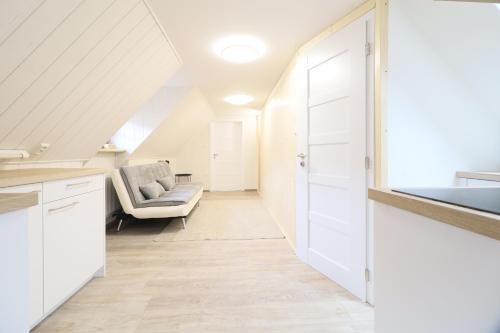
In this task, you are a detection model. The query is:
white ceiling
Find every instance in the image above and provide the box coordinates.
[147,0,365,114]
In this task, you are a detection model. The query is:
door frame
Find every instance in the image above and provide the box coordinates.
[295,11,375,303]
[209,120,244,192]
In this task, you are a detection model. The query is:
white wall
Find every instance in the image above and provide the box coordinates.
[174,114,259,190]
[129,88,259,189]
[132,88,214,159]
[374,202,500,333]
[387,0,500,187]
[111,86,191,154]
[260,57,306,247]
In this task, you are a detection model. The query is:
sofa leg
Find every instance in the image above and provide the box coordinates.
[197,201,200,208]
[181,217,186,229]
[117,218,123,232]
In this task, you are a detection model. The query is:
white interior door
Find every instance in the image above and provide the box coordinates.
[296,13,374,301]
[210,121,243,191]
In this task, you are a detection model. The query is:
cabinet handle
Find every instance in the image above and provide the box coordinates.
[66,181,91,188]
[48,201,79,213]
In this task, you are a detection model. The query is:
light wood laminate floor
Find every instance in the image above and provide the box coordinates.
[33,192,373,333]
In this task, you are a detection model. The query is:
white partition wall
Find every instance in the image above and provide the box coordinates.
[387,0,500,187]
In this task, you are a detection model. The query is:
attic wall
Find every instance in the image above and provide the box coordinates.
[387,0,500,187]
[111,85,191,154]
[131,88,215,158]
[0,0,181,161]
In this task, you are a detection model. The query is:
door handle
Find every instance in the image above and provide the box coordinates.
[48,201,79,213]
[66,181,91,188]
[297,153,306,159]
[297,153,306,167]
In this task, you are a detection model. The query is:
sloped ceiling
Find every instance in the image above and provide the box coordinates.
[0,0,181,161]
[131,87,215,158]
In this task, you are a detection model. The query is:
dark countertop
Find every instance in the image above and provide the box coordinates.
[369,187,500,241]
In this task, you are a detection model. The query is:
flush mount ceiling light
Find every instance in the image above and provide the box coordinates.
[224,94,255,105]
[213,35,266,63]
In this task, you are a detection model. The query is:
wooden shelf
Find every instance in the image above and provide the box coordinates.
[98,148,126,153]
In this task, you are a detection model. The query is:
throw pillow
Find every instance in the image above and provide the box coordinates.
[139,181,166,199]
[157,176,176,191]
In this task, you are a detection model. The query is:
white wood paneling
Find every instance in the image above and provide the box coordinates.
[0,0,83,86]
[27,9,155,150]
[41,29,164,159]
[2,0,142,147]
[48,35,171,159]
[0,0,45,44]
[0,0,181,161]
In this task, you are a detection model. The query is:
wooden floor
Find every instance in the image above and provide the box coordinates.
[33,193,373,333]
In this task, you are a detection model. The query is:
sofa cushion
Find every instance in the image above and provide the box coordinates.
[120,162,175,208]
[137,184,202,208]
[157,176,176,191]
[139,181,166,199]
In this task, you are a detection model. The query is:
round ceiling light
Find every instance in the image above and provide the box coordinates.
[224,94,255,105]
[213,35,266,63]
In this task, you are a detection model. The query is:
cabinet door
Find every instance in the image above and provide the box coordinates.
[0,184,43,326]
[43,189,104,313]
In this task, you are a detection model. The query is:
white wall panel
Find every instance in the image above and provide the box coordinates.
[26,10,154,150]
[0,0,83,84]
[64,47,177,159]
[0,0,102,116]
[0,0,44,44]
[2,0,141,147]
[0,0,182,161]
[45,34,166,159]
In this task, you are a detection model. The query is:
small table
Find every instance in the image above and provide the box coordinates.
[175,173,192,183]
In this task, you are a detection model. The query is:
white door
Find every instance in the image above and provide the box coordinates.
[296,13,374,301]
[210,121,243,191]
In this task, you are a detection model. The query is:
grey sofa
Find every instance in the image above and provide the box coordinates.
[111,162,203,231]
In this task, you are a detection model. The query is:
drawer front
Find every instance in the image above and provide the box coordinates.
[43,175,104,203]
[43,190,105,313]
[0,184,44,326]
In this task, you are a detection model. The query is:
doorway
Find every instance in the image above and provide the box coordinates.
[210,121,244,191]
[296,12,375,302]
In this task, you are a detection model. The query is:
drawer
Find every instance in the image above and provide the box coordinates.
[43,175,104,203]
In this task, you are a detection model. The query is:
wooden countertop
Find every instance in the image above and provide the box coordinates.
[0,168,108,188]
[0,192,38,214]
[456,171,500,182]
[368,188,500,241]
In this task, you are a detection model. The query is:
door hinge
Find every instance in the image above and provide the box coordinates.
[365,156,370,170]
[365,268,370,282]
[365,42,371,57]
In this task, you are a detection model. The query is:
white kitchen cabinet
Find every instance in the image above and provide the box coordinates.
[43,189,104,312]
[0,184,43,327]
[0,172,106,330]
[0,208,30,333]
